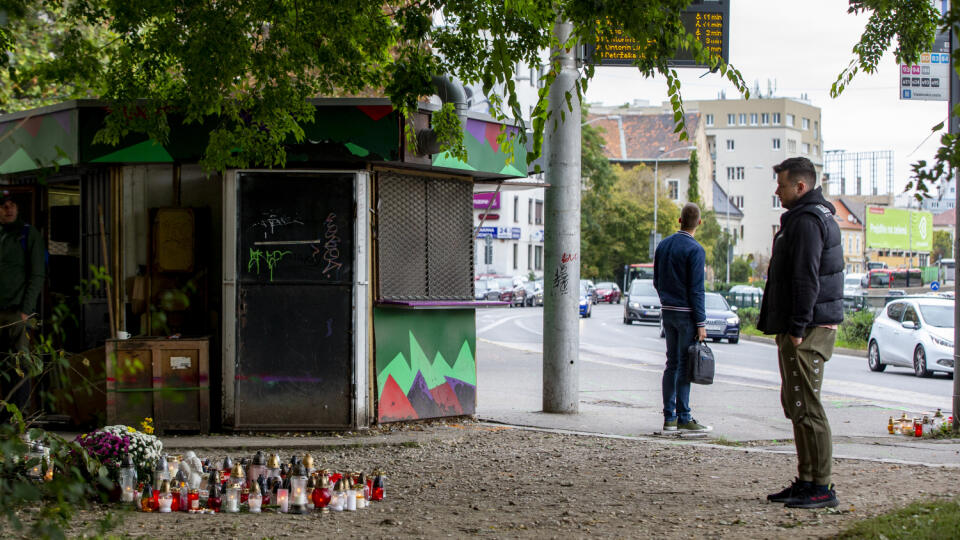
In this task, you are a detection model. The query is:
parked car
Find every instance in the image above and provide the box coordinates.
[659,292,740,344]
[522,281,543,306]
[474,281,489,300]
[579,283,592,318]
[867,296,955,378]
[623,279,660,325]
[727,284,763,309]
[476,278,503,301]
[843,273,865,297]
[594,282,621,304]
[580,279,598,304]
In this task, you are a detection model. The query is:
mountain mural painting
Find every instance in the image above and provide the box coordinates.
[374,308,476,422]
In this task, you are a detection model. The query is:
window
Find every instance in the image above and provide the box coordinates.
[772,195,781,209]
[761,112,770,125]
[738,113,747,125]
[740,225,744,240]
[528,199,533,224]
[513,196,519,222]
[787,139,797,152]
[668,179,679,200]
[534,245,543,270]
[814,120,819,138]
[735,166,744,179]
[527,245,532,270]
[535,200,543,225]
[846,235,852,253]
[513,243,518,269]
[802,118,810,130]
[750,113,758,125]
[856,237,860,251]
[726,139,735,151]
[773,224,780,236]
[786,114,795,127]
[706,114,714,126]
[731,195,744,208]
[772,112,781,124]
[886,302,905,320]
[726,167,743,180]
[802,143,810,154]
[772,138,781,150]
[727,113,735,125]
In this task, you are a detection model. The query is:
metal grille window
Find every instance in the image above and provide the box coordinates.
[377,171,473,300]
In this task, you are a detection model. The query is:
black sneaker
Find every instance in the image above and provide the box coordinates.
[766,478,806,503]
[785,483,838,509]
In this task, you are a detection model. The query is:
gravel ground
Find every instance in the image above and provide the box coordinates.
[9,422,960,539]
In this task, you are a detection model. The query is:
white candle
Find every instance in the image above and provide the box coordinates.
[345,488,357,511]
[121,486,134,502]
[158,493,173,513]
[248,493,262,513]
[225,488,240,513]
[277,488,289,513]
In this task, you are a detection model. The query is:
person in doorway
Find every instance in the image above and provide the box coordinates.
[758,157,843,509]
[0,190,45,419]
[653,202,711,432]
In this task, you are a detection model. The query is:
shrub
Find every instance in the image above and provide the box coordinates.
[738,306,759,328]
[839,309,874,346]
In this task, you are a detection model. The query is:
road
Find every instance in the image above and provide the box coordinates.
[477,302,954,413]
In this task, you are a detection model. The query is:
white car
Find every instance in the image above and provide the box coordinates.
[867,297,956,378]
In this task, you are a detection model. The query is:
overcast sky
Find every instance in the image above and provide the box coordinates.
[583,0,947,195]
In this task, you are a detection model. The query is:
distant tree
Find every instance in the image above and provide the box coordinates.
[933,229,953,261]
[686,148,700,205]
[730,257,752,283]
[711,231,733,283]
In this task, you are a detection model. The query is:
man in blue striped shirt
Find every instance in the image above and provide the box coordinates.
[653,203,711,432]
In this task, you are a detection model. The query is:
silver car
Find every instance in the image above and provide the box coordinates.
[867,296,955,377]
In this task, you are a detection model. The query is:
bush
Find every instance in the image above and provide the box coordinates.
[738,306,759,328]
[838,309,874,346]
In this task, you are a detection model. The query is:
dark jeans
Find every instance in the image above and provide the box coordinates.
[661,310,696,423]
[0,309,31,420]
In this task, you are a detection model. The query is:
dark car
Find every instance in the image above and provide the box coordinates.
[508,278,527,307]
[623,279,660,325]
[477,278,505,301]
[659,292,740,343]
[595,281,621,304]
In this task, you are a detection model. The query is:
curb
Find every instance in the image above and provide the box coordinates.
[739,333,867,357]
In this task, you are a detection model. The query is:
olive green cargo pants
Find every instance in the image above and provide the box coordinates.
[776,327,836,486]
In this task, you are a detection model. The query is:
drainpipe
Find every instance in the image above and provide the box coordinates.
[416,74,468,156]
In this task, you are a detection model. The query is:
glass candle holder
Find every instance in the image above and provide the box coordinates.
[158,493,173,513]
[345,486,357,511]
[329,491,344,512]
[248,492,262,513]
[277,488,289,513]
[224,487,240,513]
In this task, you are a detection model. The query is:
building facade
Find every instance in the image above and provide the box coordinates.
[687,98,824,260]
[831,198,865,273]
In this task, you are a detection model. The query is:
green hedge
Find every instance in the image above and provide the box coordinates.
[838,309,874,347]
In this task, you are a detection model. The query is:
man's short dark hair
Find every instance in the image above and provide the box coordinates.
[773,157,817,187]
[680,202,700,231]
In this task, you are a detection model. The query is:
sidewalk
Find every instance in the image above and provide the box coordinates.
[474,339,960,467]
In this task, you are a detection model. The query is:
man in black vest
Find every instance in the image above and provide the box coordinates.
[758,157,843,509]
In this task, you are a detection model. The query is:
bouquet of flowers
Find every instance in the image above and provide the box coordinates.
[75,424,163,480]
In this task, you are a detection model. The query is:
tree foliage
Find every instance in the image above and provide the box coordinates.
[933,229,953,261]
[686,148,700,205]
[0,0,748,172]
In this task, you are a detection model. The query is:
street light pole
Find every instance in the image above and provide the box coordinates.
[651,145,696,258]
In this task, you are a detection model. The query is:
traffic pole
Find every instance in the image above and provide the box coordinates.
[542,18,581,414]
[951,20,959,433]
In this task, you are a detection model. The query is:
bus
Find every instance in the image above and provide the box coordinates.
[860,268,923,289]
[622,263,655,294]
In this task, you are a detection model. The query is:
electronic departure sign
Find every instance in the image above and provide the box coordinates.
[584,0,730,68]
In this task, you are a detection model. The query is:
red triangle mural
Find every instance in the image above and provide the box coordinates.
[483,122,500,152]
[357,105,394,122]
[429,382,463,416]
[378,374,419,422]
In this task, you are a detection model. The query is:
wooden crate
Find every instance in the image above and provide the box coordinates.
[105,337,210,433]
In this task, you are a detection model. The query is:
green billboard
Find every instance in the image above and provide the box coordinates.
[865,206,933,251]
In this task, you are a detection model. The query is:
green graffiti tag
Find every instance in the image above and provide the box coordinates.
[248,248,292,281]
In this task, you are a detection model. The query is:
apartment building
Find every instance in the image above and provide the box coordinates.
[687,98,824,259]
[830,198,865,273]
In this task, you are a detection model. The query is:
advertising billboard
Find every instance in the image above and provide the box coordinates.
[865,206,933,251]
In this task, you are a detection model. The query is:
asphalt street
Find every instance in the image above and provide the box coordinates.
[477,302,954,412]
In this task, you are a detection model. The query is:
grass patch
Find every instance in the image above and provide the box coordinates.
[739,324,867,351]
[834,499,960,539]
[711,436,745,447]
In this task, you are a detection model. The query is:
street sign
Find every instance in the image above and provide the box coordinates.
[931,281,941,291]
[476,226,495,238]
[585,0,730,68]
[900,0,950,101]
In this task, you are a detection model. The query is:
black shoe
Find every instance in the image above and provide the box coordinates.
[784,483,838,509]
[766,477,807,503]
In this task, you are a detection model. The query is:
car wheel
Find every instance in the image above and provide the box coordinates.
[867,340,886,372]
[729,337,739,344]
[623,318,632,325]
[913,346,931,378]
